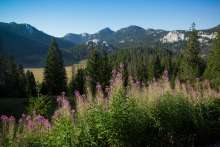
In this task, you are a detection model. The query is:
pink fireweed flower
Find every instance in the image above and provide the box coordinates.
[112,69,117,79]
[43,119,51,129]
[74,90,86,107]
[136,80,140,86]
[8,116,15,122]
[35,115,45,124]
[1,115,8,121]
[27,119,34,130]
[18,118,23,123]
[61,91,66,97]
[96,83,102,91]
[74,90,81,98]
[62,98,70,109]
[162,70,169,81]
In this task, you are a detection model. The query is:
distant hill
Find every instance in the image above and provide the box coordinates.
[63,24,219,52]
[0,22,74,67]
[0,22,219,67]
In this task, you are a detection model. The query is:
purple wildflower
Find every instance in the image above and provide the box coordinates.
[8,116,15,122]
[43,119,51,129]
[74,90,81,97]
[1,115,8,121]
[96,83,102,91]
[35,115,45,124]
[27,120,34,130]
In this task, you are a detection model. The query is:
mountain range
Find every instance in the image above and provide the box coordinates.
[0,22,219,67]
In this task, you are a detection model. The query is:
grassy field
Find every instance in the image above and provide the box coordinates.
[25,60,87,83]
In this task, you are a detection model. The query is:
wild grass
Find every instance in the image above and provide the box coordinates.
[0,69,220,146]
[24,59,87,82]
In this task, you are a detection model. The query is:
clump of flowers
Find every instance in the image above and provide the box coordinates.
[0,115,16,146]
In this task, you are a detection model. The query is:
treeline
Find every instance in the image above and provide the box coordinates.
[0,56,37,98]
[109,24,220,89]
[0,24,220,98]
[74,24,220,97]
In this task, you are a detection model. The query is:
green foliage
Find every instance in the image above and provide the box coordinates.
[0,56,32,98]
[17,65,27,97]
[98,51,112,94]
[86,48,101,96]
[26,96,52,117]
[46,115,75,146]
[44,38,67,95]
[84,105,111,146]
[1,89,220,146]
[195,98,220,145]
[86,48,112,96]
[179,24,204,82]
[69,68,86,95]
[25,70,37,97]
[83,89,157,147]
[122,63,129,87]
[110,48,173,84]
[153,94,197,146]
[153,54,163,80]
[204,31,220,89]
[108,89,157,146]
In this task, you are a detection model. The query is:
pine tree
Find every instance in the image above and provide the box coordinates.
[26,70,37,97]
[43,38,67,95]
[204,31,220,88]
[122,63,129,88]
[154,55,163,80]
[147,56,154,81]
[17,65,27,97]
[86,49,112,96]
[69,68,86,95]
[179,23,202,82]
[99,50,112,93]
[40,81,48,95]
[2,57,19,97]
[86,48,100,96]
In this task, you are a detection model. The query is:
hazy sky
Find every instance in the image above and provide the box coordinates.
[0,0,220,37]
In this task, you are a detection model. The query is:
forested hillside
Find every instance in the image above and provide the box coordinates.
[0,22,219,67]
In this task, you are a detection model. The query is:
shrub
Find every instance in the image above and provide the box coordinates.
[108,89,157,146]
[153,93,197,146]
[0,116,16,147]
[86,105,111,146]
[26,96,53,117]
[195,98,220,146]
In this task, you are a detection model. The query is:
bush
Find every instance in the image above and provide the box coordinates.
[26,96,54,117]
[153,93,197,146]
[195,98,220,146]
[86,105,111,146]
[82,89,158,147]
[108,89,157,146]
[46,115,75,146]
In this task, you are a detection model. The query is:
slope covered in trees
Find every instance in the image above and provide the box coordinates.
[204,31,220,88]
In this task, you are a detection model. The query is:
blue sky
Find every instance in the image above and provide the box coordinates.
[0,0,220,37]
